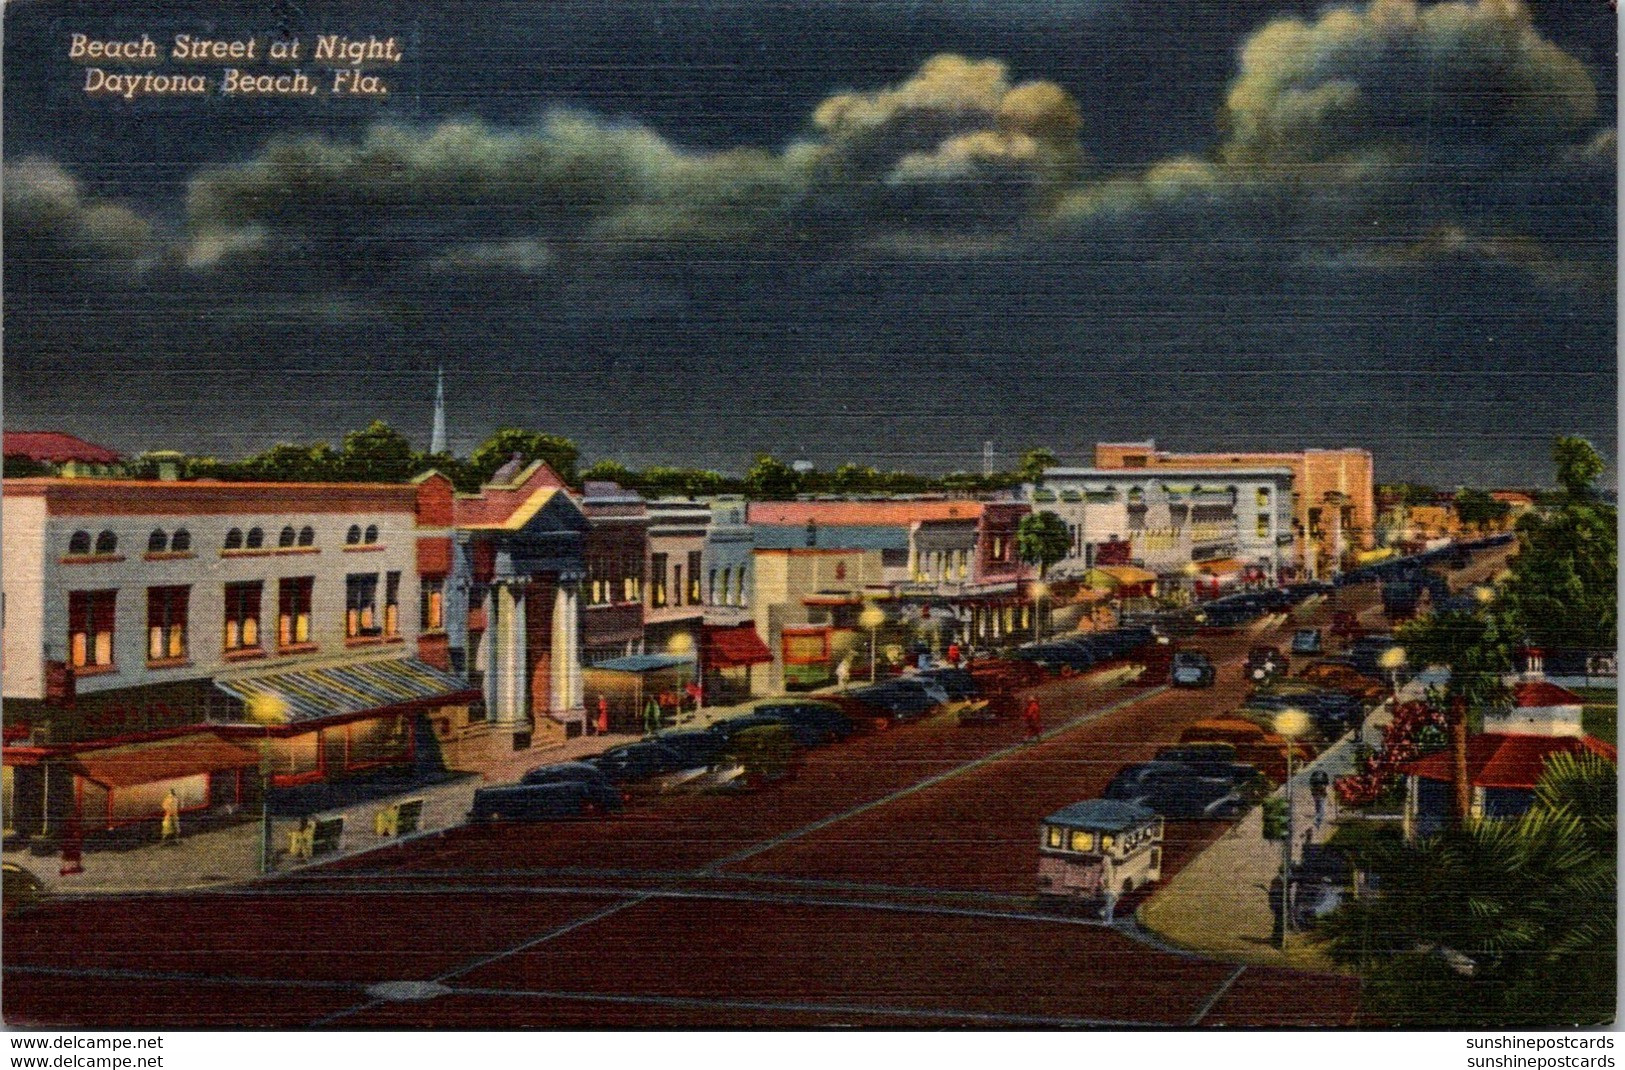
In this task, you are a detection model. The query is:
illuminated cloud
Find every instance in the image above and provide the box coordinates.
[4,156,153,272]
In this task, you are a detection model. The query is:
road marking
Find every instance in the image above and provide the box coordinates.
[704,685,1169,870]
[1187,963,1248,1025]
[5,962,360,992]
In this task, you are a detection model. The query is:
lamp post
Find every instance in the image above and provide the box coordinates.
[1273,707,1310,949]
[1378,645,1408,708]
[246,693,287,876]
[666,632,696,723]
[859,603,886,684]
[1030,580,1049,642]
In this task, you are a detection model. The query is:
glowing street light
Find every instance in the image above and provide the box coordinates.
[1030,580,1050,641]
[246,692,287,875]
[1273,707,1310,948]
[859,603,886,684]
[1378,645,1408,707]
[666,632,697,717]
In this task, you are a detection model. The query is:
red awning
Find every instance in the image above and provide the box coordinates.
[704,625,774,669]
[72,733,261,789]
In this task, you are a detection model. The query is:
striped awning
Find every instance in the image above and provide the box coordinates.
[213,658,477,726]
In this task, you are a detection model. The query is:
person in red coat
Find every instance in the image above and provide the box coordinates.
[1023,696,1042,740]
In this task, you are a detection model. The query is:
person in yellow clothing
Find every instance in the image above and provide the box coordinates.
[160,789,180,846]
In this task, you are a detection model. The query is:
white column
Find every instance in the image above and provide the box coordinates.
[494,581,527,725]
[481,586,498,715]
[551,584,571,716]
[567,586,583,710]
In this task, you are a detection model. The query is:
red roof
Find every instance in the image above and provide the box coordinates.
[1405,733,1616,790]
[749,500,984,527]
[3,431,121,465]
[1513,681,1583,708]
[702,625,773,669]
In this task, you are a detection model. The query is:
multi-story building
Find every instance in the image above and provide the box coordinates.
[1,476,477,848]
[1093,441,1375,577]
[698,496,771,704]
[578,481,648,667]
[1027,467,1295,590]
[643,498,710,658]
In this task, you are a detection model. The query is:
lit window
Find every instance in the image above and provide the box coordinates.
[1070,830,1093,852]
[346,574,379,637]
[1100,833,1115,850]
[68,530,92,556]
[364,525,379,545]
[223,582,262,651]
[224,528,244,550]
[736,568,748,608]
[146,586,189,662]
[420,576,445,632]
[171,529,191,553]
[297,526,315,547]
[384,572,401,636]
[688,552,703,605]
[278,526,297,548]
[244,527,264,550]
[346,525,362,545]
[650,553,668,608]
[147,530,168,554]
[1257,514,1270,538]
[68,590,116,668]
[94,530,118,555]
[278,577,314,648]
[1256,487,1270,508]
[1046,826,1062,849]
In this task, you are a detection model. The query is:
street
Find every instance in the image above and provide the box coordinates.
[3,594,1388,1029]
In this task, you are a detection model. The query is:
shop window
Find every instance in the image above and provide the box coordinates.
[244,527,264,550]
[346,525,362,545]
[347,573,380,637]
[224,528,244,550]
[171,528,191,553]
[297,526,315,547]
[68,530,92,556]
[348,715,409,768]
[147,529,168,554]
[223,582,263,651]
[384,572,401,636]
[278,577,314,648]
[68,589,117,668]
[146,585,189,663]
[108,775,207,824]
[271,733,320,778]
[420,576,445,632]
[95,530,118,555]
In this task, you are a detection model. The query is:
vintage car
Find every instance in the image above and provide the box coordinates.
[1178,718,1311,783]
[1170,649,1217,688]
[1036,799,1164,919]
[468,780,624,822]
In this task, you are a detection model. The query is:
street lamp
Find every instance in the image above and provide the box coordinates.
[1030,580,1049,642]
[1378,645,1407,707]
[1273,706,1311,949]
[859,603,886,684]
[666,632,696,721]
[246,692,287,876]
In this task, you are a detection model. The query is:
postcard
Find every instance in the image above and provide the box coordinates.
[2,0,1617,1036]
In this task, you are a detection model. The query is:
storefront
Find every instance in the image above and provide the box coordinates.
[701,624,773,706]
[70,733,261,831]
[581,652,698,732]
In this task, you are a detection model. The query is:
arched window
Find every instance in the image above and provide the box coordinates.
[171,529,191,553]
[68,530,92,555]
[278,526,297,548]
[245,527,264,549]
[147,530,168,554]
[297,526,315,547]
[94,530,118,554]
[364,524,379,544]
[224,528,244,550]
[346,525,362,545]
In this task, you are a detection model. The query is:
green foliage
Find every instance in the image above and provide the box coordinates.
[1499,488,1616,651]
[1319,753,1618,1027]
[337,420,417,482]
[2,455,54,478]
[1017,447,1058,484]
[1453,487,1510,532]
[1016,510,1070,577]
[1396,610,1514,712]
[744,453,799,500]
[468,427,580,486]
[1552,436,1606,501]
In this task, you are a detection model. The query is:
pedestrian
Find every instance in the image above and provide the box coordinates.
[835,656,851,691]
[1309,769,1331,828]
[643,694,662,736]
[1023,696,1042,740]
[946,641,961,668]
[160,789,180,846]
[1269,874,1286,944]
[596,694,611,736]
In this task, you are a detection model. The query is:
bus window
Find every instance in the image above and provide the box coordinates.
[1069,830,1093,852]
[1046,826,1062,849]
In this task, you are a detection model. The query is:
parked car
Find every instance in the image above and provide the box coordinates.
[1178,718,1311,783]
[1102,764,1251,820]
[520,760,618,788]
[837,681,942,727]
[1291,628,1323,656]
[1245,645,1286,683]
[1297,662,1387,704]
[1346,634,1401,678]
[750,700,855,744]
[2,862,44,918]
[714,723,801,791]
[1170,650,1216,688]
[469,780,624,822]
[653,729,729,767]
[1150,746,1261,785]
[1012,640,1099,674]
[585,742,694,786]
[915,668,979,702]
[707,712,826,748]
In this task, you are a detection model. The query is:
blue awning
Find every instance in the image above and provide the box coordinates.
[213,657,478,726]
[590,653,697,673]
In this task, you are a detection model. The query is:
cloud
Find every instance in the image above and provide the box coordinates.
[4,156,153,274]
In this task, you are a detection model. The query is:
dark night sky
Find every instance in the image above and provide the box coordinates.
[4,0,1616,485]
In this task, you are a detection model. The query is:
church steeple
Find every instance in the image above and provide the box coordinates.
[429,366,447,456]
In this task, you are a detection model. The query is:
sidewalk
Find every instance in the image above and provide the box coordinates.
[5,729,646,897]
[1135,732,1362,973]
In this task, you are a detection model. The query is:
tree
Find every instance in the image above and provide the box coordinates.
[1552,435,1606,501]
[336,421,417,483]
[467,428,580,486]
[744,453,799,500]
[580,459,634,486]
[1017,447,1057,485]
[1016,511,1070,578]
[238,442,343,483]
[1453,488,1509,533]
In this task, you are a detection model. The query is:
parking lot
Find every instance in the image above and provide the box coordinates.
[4,583,1413,1028]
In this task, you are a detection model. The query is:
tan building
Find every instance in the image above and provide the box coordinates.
[1094,441,1375,578]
